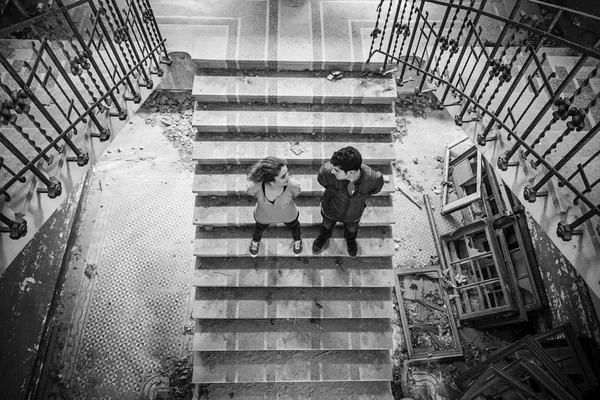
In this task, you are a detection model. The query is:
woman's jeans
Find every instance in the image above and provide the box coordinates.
[252,214,301,242]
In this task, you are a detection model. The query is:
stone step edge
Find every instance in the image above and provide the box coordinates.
[192,350,392,383]
[192,142,396,165]
[191,109,396,135]
[193,203,395,227]
[192,267,395,288]
[192,75,397,105]
[192,319,393,351]
[194,236,395,258]
[192,173,395,196]
[192,381,394,400]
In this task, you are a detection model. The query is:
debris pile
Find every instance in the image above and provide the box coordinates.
[139,91,196,171]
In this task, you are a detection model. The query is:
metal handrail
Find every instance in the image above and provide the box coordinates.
[368,0,600,241]
[0,0,170,239]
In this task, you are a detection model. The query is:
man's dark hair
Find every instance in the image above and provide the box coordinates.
[330,146,362,173]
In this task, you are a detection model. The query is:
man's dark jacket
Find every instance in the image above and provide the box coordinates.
[318,162,385,223]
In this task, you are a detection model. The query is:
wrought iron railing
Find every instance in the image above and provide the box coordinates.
[0,0,170,239]
[368,0,600,242]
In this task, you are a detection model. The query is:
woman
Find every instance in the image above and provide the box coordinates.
[247,157,302,257]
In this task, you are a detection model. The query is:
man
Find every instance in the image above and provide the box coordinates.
[312,146,384,257]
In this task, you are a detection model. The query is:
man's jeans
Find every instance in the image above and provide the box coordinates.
[319,211,359,242]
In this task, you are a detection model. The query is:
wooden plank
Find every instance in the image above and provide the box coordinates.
[393,266,463,361]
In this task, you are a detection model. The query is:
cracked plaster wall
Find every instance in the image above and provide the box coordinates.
[0,177,86,400]
[525,213,600,348]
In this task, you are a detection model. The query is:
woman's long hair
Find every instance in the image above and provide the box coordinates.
[247,157,287,183]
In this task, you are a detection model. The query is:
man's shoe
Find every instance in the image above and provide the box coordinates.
[312,235,327,254]
[347,240,358,258]
[249,240,260,257]
[293,240,303,256]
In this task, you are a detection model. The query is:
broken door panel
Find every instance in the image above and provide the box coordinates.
[454,336,583,400]
[534,324,599,393]
[458,358,576,400]
[441,221,523,320]
[458,365,545,400]
[442,142,483,215]
[394,267,462,361]
[494,214,544,311]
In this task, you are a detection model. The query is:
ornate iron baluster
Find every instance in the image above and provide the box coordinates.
[399,1,426,79]
[430,0,462,85]
[378,0,395,71]
[527,62,599,156]
[30,40,110,140]
[127,0,162,76]
[438,0,474,93]
[531,93,600,172]
[138,0,171,65]
[87,0,140,105]
[0,210,27,239]
[107,0,152,88]
[501,50,593,162]
[391,0,411,62]
[0,103,52,165]
[0,130,61,199]
[457,0,522,120]
[417,0,454,93]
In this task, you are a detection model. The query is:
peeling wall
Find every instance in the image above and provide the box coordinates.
[0,178,85,400]
[525,213,600,348]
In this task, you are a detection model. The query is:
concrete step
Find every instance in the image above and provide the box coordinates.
[193,257,394,288]
[192,75,397,104]
[193,141,396,165]
[192,104,396,134]
[193,287,393,319]
[196,381,394,399]
[192,350,392,383]
[193,319,393,351]
[194,196,395,227]
[192,164,395,196]
[194,226,395,258]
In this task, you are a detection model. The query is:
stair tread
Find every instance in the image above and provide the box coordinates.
[192,75,397,104]
[194,196,395,227]
[193,319,393,351]
[193,266,394,288]
[192,350,392,383]
[194,257,393,288]
[192,106,396,134]
[197,381,394,399]
[193,166,395,196]
[194,226,395,258]
[192,141,396,165]
[193,287,393,319]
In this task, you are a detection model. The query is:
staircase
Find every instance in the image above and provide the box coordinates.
[191,72,398,398]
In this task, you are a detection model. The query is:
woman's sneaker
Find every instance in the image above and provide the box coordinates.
[292,240,303,256]
[249,240,260,257]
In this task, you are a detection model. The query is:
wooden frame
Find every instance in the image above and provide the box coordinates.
[442,141,483,215]
[534,323,599,392]
[454,336,583,400]
[440,220,522,320]
[458,364,545,400]
[458,357,577,400]
[393,266,462,362]
[495,214,544,312]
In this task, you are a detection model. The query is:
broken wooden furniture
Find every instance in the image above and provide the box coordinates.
[454,335,583,400]
[457,358,577,400]
[440,211,545,327]
[533,323,599,393]
[394,266,462,361]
